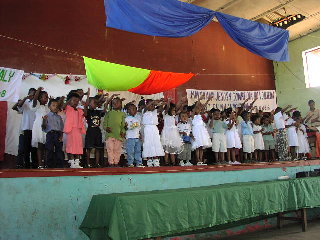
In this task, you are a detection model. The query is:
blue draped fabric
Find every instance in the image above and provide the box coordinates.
[104,0,215,37]
[104,0,289,61]
[214,12,289,61]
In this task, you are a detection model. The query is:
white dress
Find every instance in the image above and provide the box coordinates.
[31,102,49,147]
[253,124,264,150]
[161,114,183,154]
[286,118,299,147]
[191,115,212,150]
[142,110,165,158]
[297,125,310,153]
[225,119,242,149]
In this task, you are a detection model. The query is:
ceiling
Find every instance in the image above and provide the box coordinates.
[181,0,320,41]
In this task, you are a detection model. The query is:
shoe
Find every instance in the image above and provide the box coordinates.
[179,161,185,166]
[147,160,153,167]
[185,161,193,166]
[73,159,83,168]
[37,166,44,169]
[128,164,134,168]
[136,164,145,168]
[228,161,233,165]
[68,160,75,168]
[153,159,160,167]
[234,161,241,165]
[197,162,207,166]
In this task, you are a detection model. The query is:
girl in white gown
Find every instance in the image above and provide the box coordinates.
[142,99,165,167]
[252,115,264,161]
[285,111,300,160]
[296,118,310,159]
[31,87,49,168]
[191,96,212,165]
[161,102,183,165]
[225,111,242,164]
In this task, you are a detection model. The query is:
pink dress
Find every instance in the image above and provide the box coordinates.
[63,105,86,154]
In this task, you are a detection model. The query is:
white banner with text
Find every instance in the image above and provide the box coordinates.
[186,89,277,111]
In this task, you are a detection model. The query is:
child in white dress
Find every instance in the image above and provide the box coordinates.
[161,101,183,166]
[31,87,49,168]
[252,115,264,161]
[296,117,310,159]
[285,111,300,160]
[191,96,212,165]
[225,111,242,164]
[142,99,165,167]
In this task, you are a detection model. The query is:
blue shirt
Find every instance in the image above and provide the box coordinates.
[241,121,253,135]
[44,112,64,133]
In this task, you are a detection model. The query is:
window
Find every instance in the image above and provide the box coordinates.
[302,46,320,88]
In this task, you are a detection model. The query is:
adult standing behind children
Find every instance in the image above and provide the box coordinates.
[103,97,126,167]
[272,105,292,161]
[16,88,37,168]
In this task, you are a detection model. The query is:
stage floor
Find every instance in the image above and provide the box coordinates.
[1,160,319,178]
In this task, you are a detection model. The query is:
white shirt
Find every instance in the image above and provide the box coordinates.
[274,112,286,129]
[18,99,36,131]
[177,122,192,136]
[125,115,141,139]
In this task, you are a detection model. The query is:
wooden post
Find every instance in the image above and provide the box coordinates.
[277,212,283,229]
[301,208,307,232]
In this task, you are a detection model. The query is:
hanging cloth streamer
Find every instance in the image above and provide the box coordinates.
[104,0,289,61]
[83,57,194,95]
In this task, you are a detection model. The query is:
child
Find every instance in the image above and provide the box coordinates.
[125,104,143,167]
[64,92,86,168]
[84,89,111,168]
[31,87,49,168]
[161,100,183,166]
[225,111,242,164]
[261,116,276,162]
[17,88,37,168]
[241,111,254,162]
[191,96,212,165]
[252,115,264,161]
[286,111,300,160]
[103,97,126,167]
[42,99,64,168]
[273,105,292,161]
[142,99,165,167]
[209,109,227,164]
[296,117,310,160]
[177,111,193,166]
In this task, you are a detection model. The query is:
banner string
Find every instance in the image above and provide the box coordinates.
[0,34,82,58]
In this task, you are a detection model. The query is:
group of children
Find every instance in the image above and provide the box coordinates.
[13,87,311,169]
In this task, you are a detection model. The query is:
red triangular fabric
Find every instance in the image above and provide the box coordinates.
[129,70,194,95]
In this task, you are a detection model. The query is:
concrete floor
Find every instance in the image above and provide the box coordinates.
[222,221,320,240]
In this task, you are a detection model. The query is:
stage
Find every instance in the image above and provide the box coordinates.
[1,160,320,240]
[1,160,320,178]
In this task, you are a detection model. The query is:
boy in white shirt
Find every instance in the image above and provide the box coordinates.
[125,104,143,167]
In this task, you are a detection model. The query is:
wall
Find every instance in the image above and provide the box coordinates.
[274,29,320,116]
[0,0,275,96]
[1,165,320,240]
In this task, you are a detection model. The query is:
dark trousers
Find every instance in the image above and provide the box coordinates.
[22,130,38,168]
[45,131,64,168]
[16,134,24,167]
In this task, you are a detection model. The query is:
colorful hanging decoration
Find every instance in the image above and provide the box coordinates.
[83,57,194,95]
[22,72,86,84]
[104,0,289,61]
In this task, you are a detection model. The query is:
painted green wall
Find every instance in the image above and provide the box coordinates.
[1,165,319,240]
[274,29,320,116]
